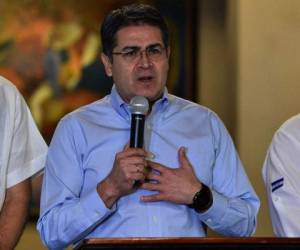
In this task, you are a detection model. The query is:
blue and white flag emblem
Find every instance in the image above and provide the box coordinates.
[271,177,284,192]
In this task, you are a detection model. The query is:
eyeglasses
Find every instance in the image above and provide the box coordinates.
[112,45,167,64]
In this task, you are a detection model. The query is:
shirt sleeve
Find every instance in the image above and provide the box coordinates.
[262,121,300,237]
[6,87,47,188]
[196,113,260,236]
[37,118,116,249]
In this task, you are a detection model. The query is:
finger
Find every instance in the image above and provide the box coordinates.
[126,165,145,176]
[124,143,130,150]
[123,148,148,157]
[121,142,146,154]
[135,164,147,174]
[147,161,167,173]
[178,147,192,169]
[145,172,163,182]
[125,157,147,167]
[118,161,146,175]
[141,193,164,202]
[117,161,145,175]
[141,182,160,191]
[116,150,148,164]
[131,172,146,182]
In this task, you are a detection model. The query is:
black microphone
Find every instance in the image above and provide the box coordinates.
[129,96,149,148]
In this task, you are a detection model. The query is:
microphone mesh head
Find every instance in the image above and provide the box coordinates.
[129,96,149,115]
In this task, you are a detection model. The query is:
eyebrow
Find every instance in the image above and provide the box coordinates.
[120,43,163,52]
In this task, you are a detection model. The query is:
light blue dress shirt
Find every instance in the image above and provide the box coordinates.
[37,86,260,249]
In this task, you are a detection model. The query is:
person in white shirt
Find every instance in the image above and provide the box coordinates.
[262,114,300,237]
[0,76,48,249]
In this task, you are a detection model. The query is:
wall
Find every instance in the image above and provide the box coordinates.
[238,0,300,236]
[199,0,300,236]
[198,0,237,137]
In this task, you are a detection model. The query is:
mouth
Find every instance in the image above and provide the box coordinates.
[137,75,154,83]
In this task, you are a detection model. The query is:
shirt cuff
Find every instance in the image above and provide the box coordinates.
[196,189,229,225]
[79,187,116,226]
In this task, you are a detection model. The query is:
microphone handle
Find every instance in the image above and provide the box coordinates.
[130,114,145,148]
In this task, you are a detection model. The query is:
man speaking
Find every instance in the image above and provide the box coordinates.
[38,4,260,249]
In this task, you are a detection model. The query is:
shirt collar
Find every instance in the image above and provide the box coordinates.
[152,88,169,113]
[110,85,170,120]
[110,85,130,120]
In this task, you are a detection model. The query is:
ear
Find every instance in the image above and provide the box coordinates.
[101,53,113,77]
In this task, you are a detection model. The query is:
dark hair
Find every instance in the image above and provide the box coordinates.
[101,3,169,59]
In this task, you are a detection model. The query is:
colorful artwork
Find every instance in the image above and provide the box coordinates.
[0,0,197,142]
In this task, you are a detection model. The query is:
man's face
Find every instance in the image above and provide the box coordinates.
[101,25,170,103]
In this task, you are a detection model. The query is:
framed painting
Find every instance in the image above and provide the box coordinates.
[0,0,198,143]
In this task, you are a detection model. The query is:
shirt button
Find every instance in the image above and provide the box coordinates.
[153,216,158,224]
[147,124,152,129]
[274,197,279,202]
[206,218,212,223]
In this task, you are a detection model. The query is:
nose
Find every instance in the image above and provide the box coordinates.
[137,50,152,68]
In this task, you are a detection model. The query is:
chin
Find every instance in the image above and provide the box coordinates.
[145,93,163,102]
[133,85,163,101]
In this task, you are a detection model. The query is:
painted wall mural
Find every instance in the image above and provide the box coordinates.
[0,0,197,143]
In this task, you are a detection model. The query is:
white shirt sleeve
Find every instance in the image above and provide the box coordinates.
[6,91,48,188]
[262,114,300,237]
[0,77,48,189]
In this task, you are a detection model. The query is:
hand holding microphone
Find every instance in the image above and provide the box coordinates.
[97,97,149,206]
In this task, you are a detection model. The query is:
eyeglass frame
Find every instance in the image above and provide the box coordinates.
[111,43,168,63]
